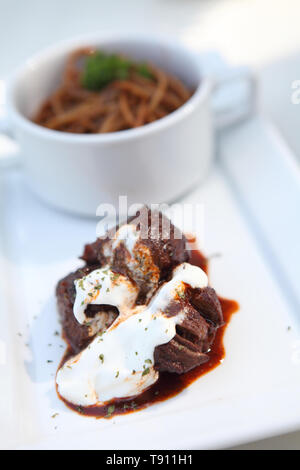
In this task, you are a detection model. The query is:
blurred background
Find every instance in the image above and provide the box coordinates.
[1,0,300,161]
[1,0,300,450]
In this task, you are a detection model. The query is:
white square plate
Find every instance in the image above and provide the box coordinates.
[0,116,300,450]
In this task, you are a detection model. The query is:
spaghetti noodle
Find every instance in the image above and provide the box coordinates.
[33,48,193,134]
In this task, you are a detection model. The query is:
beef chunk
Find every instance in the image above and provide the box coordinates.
[56,265,118,353]
[81,208,189,271]
[56,207,223,375]
[81,207,189,302]
[190,286,223,326]
[81,238,106,265]
[154,335,209,374]
[154,287,223,374]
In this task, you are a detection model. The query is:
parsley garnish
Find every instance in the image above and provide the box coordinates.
[136,63,154,79]
[176,289,186,299]
[82,52,153,91]
[110,272,120,283]
[104,405,115,418]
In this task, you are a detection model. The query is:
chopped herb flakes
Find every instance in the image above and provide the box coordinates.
[123,401,137,410]
[99,354,104,363]
[110,272,120,283]
[105,405,115,418]
[176,289,186,299]
[142,367,150,376]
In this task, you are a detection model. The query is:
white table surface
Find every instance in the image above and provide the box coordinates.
[1,0,300,450]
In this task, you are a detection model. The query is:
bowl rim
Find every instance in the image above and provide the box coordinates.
[7,32,212,144]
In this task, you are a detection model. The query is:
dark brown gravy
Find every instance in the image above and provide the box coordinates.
[57,249,239,418]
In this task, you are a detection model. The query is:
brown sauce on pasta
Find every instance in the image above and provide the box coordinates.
[33,48,193,134]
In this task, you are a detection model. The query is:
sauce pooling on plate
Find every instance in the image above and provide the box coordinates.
[56,248,238,419]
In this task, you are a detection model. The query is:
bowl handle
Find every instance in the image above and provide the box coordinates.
[212,65,257,130]
[199,51,257,130]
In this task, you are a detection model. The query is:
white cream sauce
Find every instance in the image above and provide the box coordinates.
[56,263,208,406]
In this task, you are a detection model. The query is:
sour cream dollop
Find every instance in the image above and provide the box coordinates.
[73,266,138,325]
[56,263,208,406]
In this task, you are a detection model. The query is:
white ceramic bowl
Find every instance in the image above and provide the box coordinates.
[6,33,254,216]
